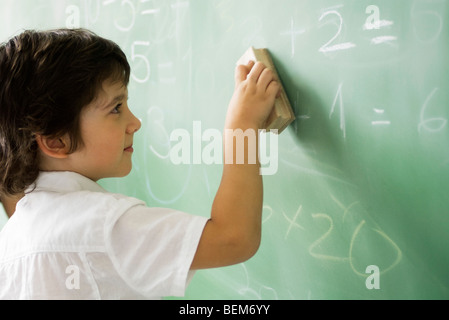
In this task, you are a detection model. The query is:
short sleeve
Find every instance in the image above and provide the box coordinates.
[105,204,208,298]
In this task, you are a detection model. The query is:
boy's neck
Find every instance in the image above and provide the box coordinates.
[0,193,24,218]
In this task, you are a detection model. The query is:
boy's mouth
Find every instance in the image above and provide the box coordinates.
[124,144,134,152]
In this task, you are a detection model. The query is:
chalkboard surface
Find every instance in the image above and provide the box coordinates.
[1,0,448,299]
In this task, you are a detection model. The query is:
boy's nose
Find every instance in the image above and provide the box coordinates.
[127,111,142,134]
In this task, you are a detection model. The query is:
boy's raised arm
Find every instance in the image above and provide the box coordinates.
[190,61,280,270]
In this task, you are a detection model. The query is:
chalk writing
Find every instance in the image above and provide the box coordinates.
[309,213,348,262]
[277,194,404,279]
[262,205,274,224]
[418,88,446,133]
[371,108,391,126]
[411,0,444,43]
[236,264,279,300]
[316,5,399,56]
[111,0,135,31]
[370,36,397,46]
[330,194,359,222]
[146,106,170,159]
[329,83,346,138]
[283,205,304,240]
[280,17,305,58]
[349,220,402,276]
[130,41,151,83]
[319,10,356,54]
[158,62,176,84]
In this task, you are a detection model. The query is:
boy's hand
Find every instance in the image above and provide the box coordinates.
[225,60,280,130]
[191,61,279,270]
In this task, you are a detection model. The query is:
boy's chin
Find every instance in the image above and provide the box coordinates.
[115,167,133,178]
[121,164,134,177]
[101,166,133,180]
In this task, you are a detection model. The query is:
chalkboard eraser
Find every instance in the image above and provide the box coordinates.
[237,47,295,134]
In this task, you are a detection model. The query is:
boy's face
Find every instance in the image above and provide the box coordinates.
[69,79,141,181]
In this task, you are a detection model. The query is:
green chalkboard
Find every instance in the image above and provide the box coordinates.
[1,0,448,299]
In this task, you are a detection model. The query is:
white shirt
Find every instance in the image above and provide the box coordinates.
[0,171,208,299]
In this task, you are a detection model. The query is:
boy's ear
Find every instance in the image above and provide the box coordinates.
[35,134,70,159]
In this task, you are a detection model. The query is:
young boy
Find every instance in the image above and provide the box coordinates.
[0,29,279,299]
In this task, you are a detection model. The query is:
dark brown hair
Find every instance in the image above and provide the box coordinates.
[0,28,130,196]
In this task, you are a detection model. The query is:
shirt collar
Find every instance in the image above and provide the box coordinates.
[28,171,107,194]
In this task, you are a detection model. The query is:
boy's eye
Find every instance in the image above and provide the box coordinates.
[111,104,122,114]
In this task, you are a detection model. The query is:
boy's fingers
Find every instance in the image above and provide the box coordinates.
[258,68,277,91]
[247,61,266,83]
[234,65,248,86]
[266,80,281,98]
[234,60,255,87]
